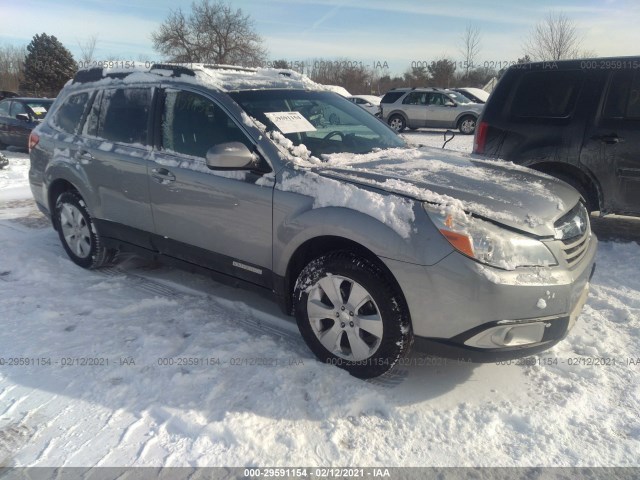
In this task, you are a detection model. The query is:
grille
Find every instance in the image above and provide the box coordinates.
[555,203,591,267]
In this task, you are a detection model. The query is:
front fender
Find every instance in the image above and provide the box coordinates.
[272,186,454,277]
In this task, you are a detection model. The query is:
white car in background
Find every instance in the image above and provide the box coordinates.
[452,87,490,104]
[348,95,382,116]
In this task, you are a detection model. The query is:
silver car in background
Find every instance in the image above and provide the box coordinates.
[29,64,596,378]
[381,87,484,134]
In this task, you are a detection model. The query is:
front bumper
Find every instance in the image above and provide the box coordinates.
[381,233,597,361]
[413,277,592,362]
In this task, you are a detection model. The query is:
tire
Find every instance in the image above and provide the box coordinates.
[293,251,413,378]
[54,191,113,269]
[458,115,476,135]
[388,114,406,133]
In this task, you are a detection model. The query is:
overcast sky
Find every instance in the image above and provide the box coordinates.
[2,0,639,74]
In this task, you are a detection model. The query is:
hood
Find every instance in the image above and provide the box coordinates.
[316,147,580,237]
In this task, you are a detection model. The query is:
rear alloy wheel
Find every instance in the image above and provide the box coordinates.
[388,115,406,133]
[458,115,477,135]
[294,252,413,378]
[54,191,113,269]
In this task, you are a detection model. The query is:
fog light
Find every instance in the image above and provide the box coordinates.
[466,323,546,348]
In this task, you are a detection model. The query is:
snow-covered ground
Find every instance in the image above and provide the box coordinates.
[1,136,639,467]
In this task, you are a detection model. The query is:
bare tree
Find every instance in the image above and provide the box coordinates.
[523,11,583,61]
[151,0,267,67]
[458,24,481,78]
[0,44,27,92]
[77,34,98,64]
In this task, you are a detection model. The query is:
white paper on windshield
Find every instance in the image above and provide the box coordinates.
[31,106,47,114]
[264,111,316,134]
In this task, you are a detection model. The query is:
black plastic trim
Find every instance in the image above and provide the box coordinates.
[414,316,571,363]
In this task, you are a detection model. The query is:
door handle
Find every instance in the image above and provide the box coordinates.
[78,151,94,163]
[151,168,176,183]
[592,134,622,144]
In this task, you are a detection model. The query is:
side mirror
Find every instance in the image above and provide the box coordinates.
[444,101,456,107]
[16,113,31,122]
[205,142,257,170]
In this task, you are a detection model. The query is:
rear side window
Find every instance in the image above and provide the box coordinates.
[511,70,583,118]
[381,91,405,104]
[402,92,427,105]
[603,70,640,119]
[97,88,151,145]
[52,92,90,134]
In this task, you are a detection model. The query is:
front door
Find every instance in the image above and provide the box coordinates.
[149,88,274,287]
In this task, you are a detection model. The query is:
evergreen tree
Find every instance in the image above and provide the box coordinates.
[21,33,76,96]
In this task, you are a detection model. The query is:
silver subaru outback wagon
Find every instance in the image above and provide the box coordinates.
[28,64,596,378]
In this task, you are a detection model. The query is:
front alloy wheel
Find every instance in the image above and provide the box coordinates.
[294,252,413,378]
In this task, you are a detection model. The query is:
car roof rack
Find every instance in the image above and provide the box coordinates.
[72,63,198,85]
[149,64,196,77]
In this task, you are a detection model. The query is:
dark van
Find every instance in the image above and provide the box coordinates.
[474,56,640,216]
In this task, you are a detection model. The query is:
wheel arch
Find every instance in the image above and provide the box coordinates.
[385,110,409,124]
[45,161,99,229]
[47,178,82,230]
[528,161,601,211]
[280,235,409,319]
[455,111,478,126]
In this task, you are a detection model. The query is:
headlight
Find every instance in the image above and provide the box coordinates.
[424,204,557,270]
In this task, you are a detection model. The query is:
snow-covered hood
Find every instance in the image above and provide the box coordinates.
[315,147,580,237]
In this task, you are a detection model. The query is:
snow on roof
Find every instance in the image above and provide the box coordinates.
[350,95,381,105]
[323,85,351,97]
[72,62,328,93]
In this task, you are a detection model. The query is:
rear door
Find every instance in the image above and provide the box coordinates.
[79,86,156,236]
[148,87,274,287]
[582,69,640,215]
[401,92,427,127]
[0,100,10,144]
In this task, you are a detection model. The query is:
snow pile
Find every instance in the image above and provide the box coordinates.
[312,146,572,236]
[74,62,327,94]
[279,170,416,239]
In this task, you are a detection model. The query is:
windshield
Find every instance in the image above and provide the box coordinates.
[446,91,473,104]
[230,90,405,158]
[26,101,53,118]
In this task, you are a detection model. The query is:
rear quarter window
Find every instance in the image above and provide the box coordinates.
[381,91,405,104]
[52,92,90,134]
[511,70,584,118]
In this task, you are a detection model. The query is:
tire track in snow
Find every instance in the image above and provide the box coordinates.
[2,219,411,389]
